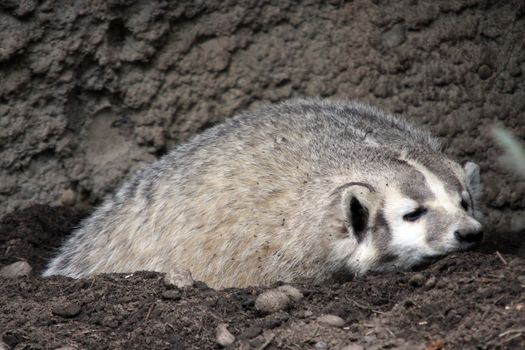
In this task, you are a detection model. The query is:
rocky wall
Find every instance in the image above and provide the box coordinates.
[1,0,524,239]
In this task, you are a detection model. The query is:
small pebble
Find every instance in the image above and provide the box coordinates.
[408,273,425,287]
[163,268,194,289]
[216,323,235,347]
[298,309,314,318]
[315,341,328,349]
[381,23,406,48]
[52,302,82,318]
[436,278,449,289]
[363,334,377,343]
[101,316,120,328]
[424,276,437,289]
[0,261,32,278]
[59,189,76,206]
[341,345,365,350]
[161,290,182,300]
[255,290,290,313]
[239,326,262,339]
[316,314,345,327]
[236,340,252,350]
[478,64,492,80]
[262,313,289,328]
[277,285,303,302]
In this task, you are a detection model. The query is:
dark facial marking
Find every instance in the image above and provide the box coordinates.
[466,190,475,212]
[349,196,368,242]
[398,168,435,204]
[405,150,463,193]
[460,198,469,211]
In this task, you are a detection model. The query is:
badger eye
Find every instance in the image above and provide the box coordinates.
[403,208,427,222]
[461,198,469,211]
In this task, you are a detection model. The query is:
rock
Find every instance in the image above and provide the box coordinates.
[262,313,289,328]
[298,309,314,318]
[255,290,291,313]
[277,285,303,302]
[341,345,365,350]
[0,340,9,350]
[59,188,76,206]
[52,302,82,318]
[216,323,235,347]
[163,268,193,289]
[424,276,437,289]
[101,316,120,328]
[363,334,377,343]
[0,261,32,278]
[316,314,345,327]
[517,275,525,285]
[381,23,406,48]
[408,273,425,287]
[315,341,328,349]
[478,64,492,80]
[239,326,262,339]
[161,290,182,300]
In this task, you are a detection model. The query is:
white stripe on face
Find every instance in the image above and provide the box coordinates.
[402,158,461,213]
[381,157,465,262]
[383,187,437,258]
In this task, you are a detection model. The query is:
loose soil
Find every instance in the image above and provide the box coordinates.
[1,205,524,349]
[1,1,524,349]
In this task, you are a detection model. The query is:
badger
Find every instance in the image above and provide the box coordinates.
[43,99,483,288]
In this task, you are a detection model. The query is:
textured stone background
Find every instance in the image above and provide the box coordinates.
[1,0,524,239]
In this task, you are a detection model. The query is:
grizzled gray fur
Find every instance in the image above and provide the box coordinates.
[44,99,483,288]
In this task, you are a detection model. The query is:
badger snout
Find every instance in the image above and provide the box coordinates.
[451,215,483,248]
[454,229,484,244]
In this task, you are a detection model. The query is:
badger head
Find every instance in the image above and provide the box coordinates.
[327,155,483,275]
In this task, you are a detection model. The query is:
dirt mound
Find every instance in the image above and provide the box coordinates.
[0,205,87,272]
[1,206,524,349]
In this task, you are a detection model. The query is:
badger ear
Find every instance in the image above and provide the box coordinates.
[464,161,482,202]
[464,161,484,222]
[340,183,377,243]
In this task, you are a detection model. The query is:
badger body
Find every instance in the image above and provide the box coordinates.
[44,99,483,288]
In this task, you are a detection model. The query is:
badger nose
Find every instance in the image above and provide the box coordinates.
[454,229,484,243]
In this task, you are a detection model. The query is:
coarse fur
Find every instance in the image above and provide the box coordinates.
[44,99,484,288]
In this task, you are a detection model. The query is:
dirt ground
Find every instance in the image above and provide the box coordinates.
[1,205,524,349]
[1,1,524,349]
